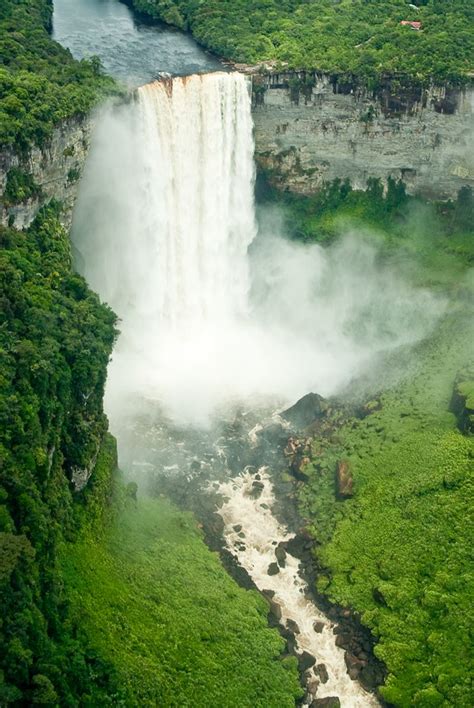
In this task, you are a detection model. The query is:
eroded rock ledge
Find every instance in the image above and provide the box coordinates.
[250,70,474,199]
[0,113,95,230]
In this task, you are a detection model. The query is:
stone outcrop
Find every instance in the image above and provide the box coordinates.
[336,460,354,499]
[282,392,328,429]
[0,113,95,230]
[252,72,474,199]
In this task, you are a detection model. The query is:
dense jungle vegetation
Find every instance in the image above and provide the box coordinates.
[0,205,119,703]
[261,180,474,706]
[131,0,474,84]
[63,497,302,706]
[0,0,117,150]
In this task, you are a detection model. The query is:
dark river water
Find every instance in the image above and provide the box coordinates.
[53,0,223,86]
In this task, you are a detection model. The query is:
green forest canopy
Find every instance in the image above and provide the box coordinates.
[0,0,117,150]
[133,0,474,84]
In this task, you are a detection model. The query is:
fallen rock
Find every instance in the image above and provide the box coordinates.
[286,618,300,634]
[268,598,282,621]
[281,392,328,429]
[258,422,289,448]
[335,459,354,499]
[298,651,316,672]
[275,543,287,567]
[315,663,329,684]
[249,480,265,498]
[310,698,340,708]
[306,675,320,697]
[232,524,242,532]
[267,562,280,576]
[313,620,325,633]
[345,652,366,680]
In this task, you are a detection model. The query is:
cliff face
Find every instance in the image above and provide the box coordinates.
[0,113,95,230]
[252,73,474,198]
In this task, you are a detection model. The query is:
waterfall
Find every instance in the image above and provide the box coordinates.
[133,73,256,330]
[73,70,442,425]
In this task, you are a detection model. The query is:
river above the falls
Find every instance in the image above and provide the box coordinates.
[53,0,223,86]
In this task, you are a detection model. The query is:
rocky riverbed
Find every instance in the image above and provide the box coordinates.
[113,393,386,705]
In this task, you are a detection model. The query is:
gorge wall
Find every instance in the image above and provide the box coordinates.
[251,72,474,198]
[2,72,473,233]
[0,113,95,230]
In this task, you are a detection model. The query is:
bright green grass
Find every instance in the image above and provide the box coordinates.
[298,310,474,706]
[61,497,302,707]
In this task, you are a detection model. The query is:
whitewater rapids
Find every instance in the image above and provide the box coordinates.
[217,468,380,706]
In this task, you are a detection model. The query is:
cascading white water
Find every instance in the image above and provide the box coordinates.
[129,73,256,331]
[216,468,380,707]
[73,70,442,425]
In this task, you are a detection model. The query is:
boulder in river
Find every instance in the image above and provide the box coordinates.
[315,663,329,684]
[248,480,265,498]
[313,620,325,633]
[286,618,300,634]
[258,422,289,448]
[267,562,280,576]
[266,597,282,621]
[275,543,287,567]
[281,392,328,429]
[345,652,366,680]
[298,651,316,672]
[310,698,341,708]
[335,459,354,499]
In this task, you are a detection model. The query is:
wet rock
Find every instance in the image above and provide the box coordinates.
[275,543,287,567]
[313,620,325,633]
[306,674,320,697]
[249,480,265,498]
[335,459,354,499]
[219,549,257,591]
[286,531,314,559]
[232,524,242,532]
[310,698,340,708]
[267,562,280,576]
[258,422,289,448]
[315,663,329,684]
[286,618,300,634]
[209,512,225,536]
[281,392,328,429]
[279,626,298,654]
[262,588,275,599]
[267,598,282,621]
[345,652,366,680]
[359,662,386,692]
[298,651,316,672]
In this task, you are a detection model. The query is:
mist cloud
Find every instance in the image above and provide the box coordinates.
[72,96,445,428]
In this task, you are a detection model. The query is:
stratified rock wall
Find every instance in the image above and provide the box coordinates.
[252,73,474,198]
[0,113,95,230]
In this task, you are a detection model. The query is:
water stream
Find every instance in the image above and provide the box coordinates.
[217,468,379,706]
[53,0,222,84]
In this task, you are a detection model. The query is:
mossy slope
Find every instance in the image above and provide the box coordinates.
[62,495,302,707]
